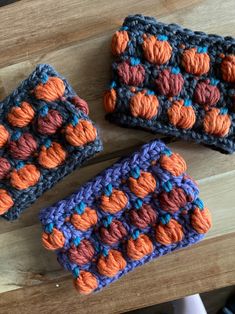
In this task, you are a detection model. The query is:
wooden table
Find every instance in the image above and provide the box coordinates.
[0,1,234,313]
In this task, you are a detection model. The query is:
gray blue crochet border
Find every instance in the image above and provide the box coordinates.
[106,14,235,153]
[0,64,102,220]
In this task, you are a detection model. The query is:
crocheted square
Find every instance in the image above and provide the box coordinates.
[0,64,102,220]
[104,14,235,153]
[40,140,212,294]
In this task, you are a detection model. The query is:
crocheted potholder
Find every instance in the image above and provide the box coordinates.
[0,64,102,220]
[40,140,212,294]
[104,14,235,153]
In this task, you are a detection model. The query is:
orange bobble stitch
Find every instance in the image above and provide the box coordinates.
[42,228,65,250]
[38,141,66,169]
[7,102,35,128]
[34,77,65,102]
[71,207,98,231]
[0,189,14,215]
[127,234,153,260]
[0,125,9,148]
[100,189,128,214]
[221,55,235,82]
[191,207,212,234]
[168,99,196,129]
[111,30,129,56]
[129,170,156,198]
[156,216,184,245]
[203,108,231,137]
[10,164,40,190]
[130,90,159,120]
[142,35,172,65]
[182,47,210,75]
[74,271,98,295]
[97,249,126,277]
[160,151,187,176]
[103,88,117,113]
[65,119,97,147]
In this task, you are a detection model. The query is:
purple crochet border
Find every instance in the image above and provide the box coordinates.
[40,139,205,292]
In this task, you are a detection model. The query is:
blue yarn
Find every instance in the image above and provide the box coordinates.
[104,183,113,196]
[75,202,86,215]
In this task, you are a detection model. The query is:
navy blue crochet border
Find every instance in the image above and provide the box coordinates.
[0,64,103,220]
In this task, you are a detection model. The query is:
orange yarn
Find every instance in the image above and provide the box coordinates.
[182,48,210,75]
[191,207,212,234]
[221,55,235,82]
[97,249,126,277]
[10,164,40,190]
[0,189,14,215]
[71,207,98,231]
[168,100,196,129]
[155,219,184,245]
[142,35,172,65]
[42,227,65,250]
[111,30,129,56]
[38,142,66,169]
[160,153,187,176]
[127,234,153,260]
[34,77,65,102]
[100,189,128,214]
[203,108,231,137]
[103,88,117,113]
[7,102,35,128]
[0,125,9,148]
[130,91,159,119]
[74,271,98,295]
[65,119,97,147]
[129,171,156,198]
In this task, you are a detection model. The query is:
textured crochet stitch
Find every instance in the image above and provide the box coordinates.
[0,64,102,220]
[104,14,235,153]
[40,140,212,294]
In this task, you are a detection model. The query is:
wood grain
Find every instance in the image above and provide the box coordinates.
[0,0,234,312]
[0,234,234,314]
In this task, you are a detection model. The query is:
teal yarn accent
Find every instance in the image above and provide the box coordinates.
[41,73,49,84]
[15,161,24,170]
[45,222,53,233]
[130,57,140,66]
[11,131,21,141]
[72,267,80,278]
[194,198,204,210]
[0,64,102,221]
[197,46,208,53]
[73,237,81,246]
[103,215,113,227]
[71,115,79,126]
[105,14,235,154]
[184,99,192,107]
[160,213,171,225]
[104,183,113,196]
[132,229,140,240]
[171,67,180,74]
[163,148,172,157]
[75,202,86,215]
[134,198,143,209]
[162,180,172,192]
[39,105,49,117]
[158,34,168,41]
[131,166,140,179]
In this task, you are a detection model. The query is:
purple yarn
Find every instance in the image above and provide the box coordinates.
[40,139,207,293]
